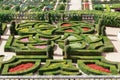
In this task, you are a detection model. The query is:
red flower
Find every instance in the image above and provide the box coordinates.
[83,27,90,31]
[61,23,72,27]
[9,63,34,73]
[87,64,110,73]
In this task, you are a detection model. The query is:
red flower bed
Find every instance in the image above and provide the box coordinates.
[9,63,34,73]
[40,38,48,41]
[61,23,72,27]
[34,45,47,49]
[65,29,74,32]
[82,27,90,31]
[20,38,29,42]
[87,64,110,73]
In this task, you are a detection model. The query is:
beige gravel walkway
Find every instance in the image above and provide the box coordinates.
[103,27,120,62]
[0,24,16,61]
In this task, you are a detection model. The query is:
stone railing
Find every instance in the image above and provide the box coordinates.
[0,76,120,80]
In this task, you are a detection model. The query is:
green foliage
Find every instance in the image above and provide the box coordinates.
[0,11,14,22]
[46,45,53,58]
[39,60,81,75]
[57,4,65,10]
[3,5,10,10]
[105,4,111,12]
[4,36,14,52]
[64,45,71,58]
[0,22,2,35]
[94,4,104,11]
[15,5,20,12]
[111,4,120,9]
[2,59,41,75]
[1,23,7,35]
[77,60,118,75]
[10,21,16,35]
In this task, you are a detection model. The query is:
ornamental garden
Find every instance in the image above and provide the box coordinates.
[0,0,120,76]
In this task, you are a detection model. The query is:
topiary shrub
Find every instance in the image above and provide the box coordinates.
[46,45,53,59]
[0,22,1,39]
[10,21,16,35]
[64,45,71,59]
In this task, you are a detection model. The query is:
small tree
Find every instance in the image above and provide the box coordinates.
[10,21,16,35]
[47,45,53,59]
[101,25,106,36]
[0,22,1,39]
[4,5,10,10]
[0,22,2,35]
[63,0,66,3]
[59,4,65,10]
[62,14,65,22]
[48,13,52,24]
[15,5,20,12]
[41,14,45,21]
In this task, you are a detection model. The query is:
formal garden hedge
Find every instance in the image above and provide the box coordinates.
[1,59,41,75]
[0,55,42,75]
[5,20,114,57]
[77,60,118,75]
[39,60,81,75]
[1,14,118,76]
[1,0,120,76]
[64,34,114,59]
[4,35,55,58]
[0,10,120,27]
[1,55,120,75]
[0,22,7,35]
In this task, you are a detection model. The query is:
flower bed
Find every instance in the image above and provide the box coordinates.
[61,23,72,27]
[65,29,74,32]
[86,64,110,73]
[77,60,118,75]
[40,38,48,41]
[82,27,90,31]
[9,63,34,73]
[34,45,47,49]
[1,59,41,75]
[20,38,29,42]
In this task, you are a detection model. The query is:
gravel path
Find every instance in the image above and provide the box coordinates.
[0,24,16,61]
[103,27,120,62]
[69,0,82,10]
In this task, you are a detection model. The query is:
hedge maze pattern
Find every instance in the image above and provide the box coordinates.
[0,20,118,75]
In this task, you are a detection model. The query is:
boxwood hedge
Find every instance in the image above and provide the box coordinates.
[77,60,118,75]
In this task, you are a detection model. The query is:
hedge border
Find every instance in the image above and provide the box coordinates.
[77,60,118,75]
[1,59,41,75]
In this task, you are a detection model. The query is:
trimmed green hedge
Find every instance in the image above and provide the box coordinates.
[2,59,41,75]
[99,36,114,52]
[0,23,7,35]
[70,56,102,62]
[4,35,55,56]
[0,11,14,22]
[4,35,14,52]
[64,35,114,58]
[39,60,81,75]
[77,60,118,75]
